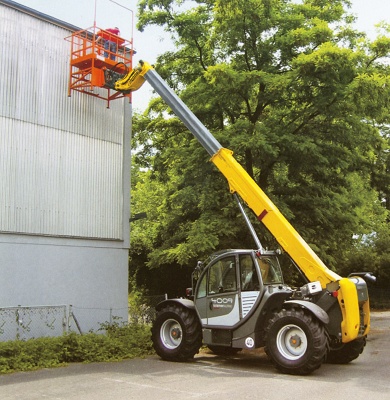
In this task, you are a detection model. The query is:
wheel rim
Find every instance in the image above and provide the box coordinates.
[160,318,183,349]
[276,324,307,360]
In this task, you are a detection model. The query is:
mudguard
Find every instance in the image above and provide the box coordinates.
[285,300,329,325]
[155,298,195,312]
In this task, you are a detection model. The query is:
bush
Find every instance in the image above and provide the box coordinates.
[0,323,153,374]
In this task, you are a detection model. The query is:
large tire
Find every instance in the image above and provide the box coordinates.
[264,308,327,375]
[151,304,202,361]
[326,337,366,364]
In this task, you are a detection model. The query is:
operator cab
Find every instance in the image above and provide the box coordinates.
[193,249,283,327]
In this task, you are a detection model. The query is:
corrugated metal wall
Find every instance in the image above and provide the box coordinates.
[0,5,126,239]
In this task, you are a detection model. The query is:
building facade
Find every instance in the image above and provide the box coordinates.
[0,0,131,335]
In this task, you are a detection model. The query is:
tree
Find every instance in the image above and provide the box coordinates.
[131,0,390,293]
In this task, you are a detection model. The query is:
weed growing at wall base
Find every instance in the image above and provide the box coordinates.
[0,323,153,374]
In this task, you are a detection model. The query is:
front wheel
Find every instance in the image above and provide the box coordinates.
[265,308,327,375]
[151,304,202,361]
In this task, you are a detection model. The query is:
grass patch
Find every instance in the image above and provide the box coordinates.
[0,323,154,374]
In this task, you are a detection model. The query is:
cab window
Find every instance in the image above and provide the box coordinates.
[208,256,237,294]
[196,272,207,298]
[240,255,260,291]
[256,257,283,284]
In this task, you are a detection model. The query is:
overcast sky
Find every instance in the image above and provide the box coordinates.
[13,0,390,111]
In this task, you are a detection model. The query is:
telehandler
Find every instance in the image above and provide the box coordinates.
[109,61,375,375]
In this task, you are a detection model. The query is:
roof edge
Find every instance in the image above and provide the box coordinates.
[0,0,82,32]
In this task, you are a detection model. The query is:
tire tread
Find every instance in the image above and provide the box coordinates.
[151,304,202,361]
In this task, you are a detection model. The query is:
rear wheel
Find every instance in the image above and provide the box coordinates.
[151,304,202,361]
[265,308,327,375]
[326,337,366,364]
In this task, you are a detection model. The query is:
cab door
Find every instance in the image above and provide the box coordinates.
[195,255,240,327]
[239,253,261,318]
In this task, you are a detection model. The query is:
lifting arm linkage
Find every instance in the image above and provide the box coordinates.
[119,61,367,342]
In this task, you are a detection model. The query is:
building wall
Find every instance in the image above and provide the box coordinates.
[0,3,126,239]
[0,1,131,332]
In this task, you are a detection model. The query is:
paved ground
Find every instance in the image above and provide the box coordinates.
[1,311,389,400]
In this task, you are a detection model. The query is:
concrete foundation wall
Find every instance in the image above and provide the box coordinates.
[0,234,129,331]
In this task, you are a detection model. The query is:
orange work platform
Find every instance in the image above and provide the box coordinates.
[65,26,134,107]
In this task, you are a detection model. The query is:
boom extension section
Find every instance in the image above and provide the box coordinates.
[114,61,370,343]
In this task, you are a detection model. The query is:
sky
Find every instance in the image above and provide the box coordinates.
[13,0,390,111]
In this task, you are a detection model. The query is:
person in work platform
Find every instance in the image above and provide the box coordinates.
[98,27,121,60]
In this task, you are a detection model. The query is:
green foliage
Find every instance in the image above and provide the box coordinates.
[0,337,64,373]
[131,0,390,293]
[0,324,153,374]
[341,223,390,283]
